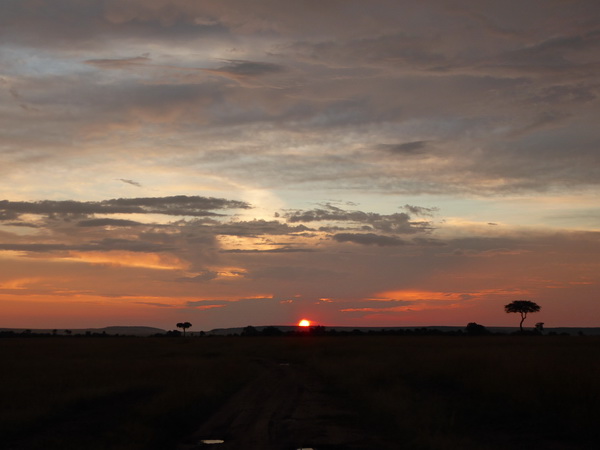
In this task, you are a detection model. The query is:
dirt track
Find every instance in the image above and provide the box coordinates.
[178,359,395,450]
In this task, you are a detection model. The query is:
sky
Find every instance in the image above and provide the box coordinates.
[1,0,599,331]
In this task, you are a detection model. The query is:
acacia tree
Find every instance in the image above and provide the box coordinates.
[176,322,192,337]
[504,300,541,332]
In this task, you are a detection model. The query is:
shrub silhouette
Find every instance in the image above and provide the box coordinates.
[504,300,541,332]
[466,322,489,335]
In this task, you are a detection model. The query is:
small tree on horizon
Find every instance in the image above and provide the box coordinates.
[504,300,541,332]
[176,322,192,337]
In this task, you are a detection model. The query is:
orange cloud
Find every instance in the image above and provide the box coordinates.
[64,251,188,270]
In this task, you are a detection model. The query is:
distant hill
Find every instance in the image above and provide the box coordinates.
[0,326,165,336]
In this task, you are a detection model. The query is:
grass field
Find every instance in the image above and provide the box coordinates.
[1,335,599,449]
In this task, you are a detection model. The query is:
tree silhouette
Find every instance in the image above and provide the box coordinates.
[176,322,192,337]
[504,300,541,332]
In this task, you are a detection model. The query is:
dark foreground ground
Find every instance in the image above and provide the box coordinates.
[1,335,599,449]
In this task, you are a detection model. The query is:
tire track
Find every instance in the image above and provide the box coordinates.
[178,359,394,450]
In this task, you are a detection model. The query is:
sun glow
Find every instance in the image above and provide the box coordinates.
[298,319,311,327]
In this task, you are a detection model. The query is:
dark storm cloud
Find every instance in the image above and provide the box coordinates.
[0,196,250,221]
[332,233,407,247]
[284,204,432,234]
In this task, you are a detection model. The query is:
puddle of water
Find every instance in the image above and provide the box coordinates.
[200,439,225,444]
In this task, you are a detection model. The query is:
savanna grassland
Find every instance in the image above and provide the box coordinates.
[1,335,599,449]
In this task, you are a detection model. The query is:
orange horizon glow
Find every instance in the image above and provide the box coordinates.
[298,319,311,327]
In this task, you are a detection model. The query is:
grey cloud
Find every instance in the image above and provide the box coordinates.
[507,111,571,138]
[220,247,314,253]
[0,0,228,48]
[0,244,69,253]
[215,220,310,237]
[530,84,597,105]
[118,179,142,187]
[0,211,19,221]
[135,302,176,308]
[186,300,230,308]
[403,205,439,217]
[0,239,169,254]
[379,141,429,155]
[412,237,447,247]
[85,56,152,69]
[333,233,406,247]
[497,29,600,71]
[284,204,432,234]
[77,218,143,227]
[4,222,39,228]
[289,32,447,71]
[1,0,599,198]
[208,60,285,77]
[0,196,250,221]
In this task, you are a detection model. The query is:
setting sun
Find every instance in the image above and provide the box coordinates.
[298,319,311,327]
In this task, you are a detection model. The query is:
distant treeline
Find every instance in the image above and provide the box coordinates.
[211,324,573,338]
[1,323,587,338]
[0,330,122,338]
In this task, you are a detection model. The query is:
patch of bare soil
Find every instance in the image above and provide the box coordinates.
[178,359,395,450]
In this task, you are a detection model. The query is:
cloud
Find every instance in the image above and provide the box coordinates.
[0,196,250,221]
[85,56,152,69]
[118,178,142,187]
[0,244,69,253]
[220,247,314,253]
[378,141,430,155]
[135,302,176,308]
[186,300,230,308]
[495,29,600,73]
[178,271,219,282]
[77,219,143,227]
[332,233,407,247]
[284,204,432,234]
[0,239,169,254]
[215,220,310,237]
[207,60,285,77]
[402,205,439,217]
